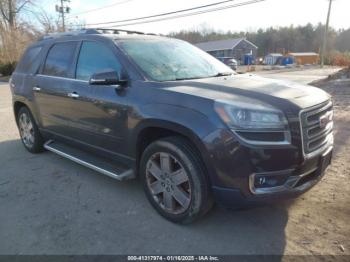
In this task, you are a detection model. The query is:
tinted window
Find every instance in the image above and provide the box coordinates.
[16,46,42,73]
[43,42,77,77]
[76,41,121,81]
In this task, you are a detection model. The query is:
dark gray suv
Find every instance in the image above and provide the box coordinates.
[10,29,333,223]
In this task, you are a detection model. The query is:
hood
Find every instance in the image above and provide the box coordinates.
[164,74,330,109]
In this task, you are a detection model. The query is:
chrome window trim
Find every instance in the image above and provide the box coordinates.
[36,74,88,83]
[89,78,105,82]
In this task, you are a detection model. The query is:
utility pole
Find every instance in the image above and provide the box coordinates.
[55,0,71,31]
[320,0,333,68]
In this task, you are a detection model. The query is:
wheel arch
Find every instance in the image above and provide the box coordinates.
[132,119,215,183]
[13,98,41,127]
[13,101,28,124]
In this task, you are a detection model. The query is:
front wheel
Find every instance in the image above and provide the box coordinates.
[140,137,213,224]
[17,106,44,153]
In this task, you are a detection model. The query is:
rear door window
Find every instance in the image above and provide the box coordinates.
[42,42,78,78]
[76,41,121,81]
[16,46,42,74]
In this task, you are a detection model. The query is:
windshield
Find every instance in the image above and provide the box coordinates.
[118,38,233,82]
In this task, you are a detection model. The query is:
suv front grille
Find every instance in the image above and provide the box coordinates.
[300,101,333,156]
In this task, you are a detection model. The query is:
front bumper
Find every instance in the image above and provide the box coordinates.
[249,145,332,195]
[211,145,332,208]
[202,125,333,208]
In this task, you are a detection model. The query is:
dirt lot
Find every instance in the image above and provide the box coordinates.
[0,67,349,256]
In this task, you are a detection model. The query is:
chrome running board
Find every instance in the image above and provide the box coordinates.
[44,140,135,181]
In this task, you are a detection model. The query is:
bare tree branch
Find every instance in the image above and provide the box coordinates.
[15,0,31,13]
[0,1,10,22]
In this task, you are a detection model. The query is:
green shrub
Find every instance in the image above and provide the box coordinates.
[0,62,17,76]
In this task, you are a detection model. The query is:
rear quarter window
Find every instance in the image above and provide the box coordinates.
[15,46,42,74]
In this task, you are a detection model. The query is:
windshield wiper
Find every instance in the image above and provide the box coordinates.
[212,72,233,77]
[174,72,233,81]
[175,76,204,81]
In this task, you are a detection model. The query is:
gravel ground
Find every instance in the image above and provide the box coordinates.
[0,68,349,256]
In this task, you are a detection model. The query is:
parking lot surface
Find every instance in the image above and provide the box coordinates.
[0,68,349,255]
[255,67,342,84]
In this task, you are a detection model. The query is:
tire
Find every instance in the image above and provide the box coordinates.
[17,106,44,153]
[140,136,213,224]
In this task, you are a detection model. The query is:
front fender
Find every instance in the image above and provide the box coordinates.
[131,103,219,149]
[130,103,220,179]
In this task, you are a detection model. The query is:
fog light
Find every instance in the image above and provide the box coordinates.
[254,174,287,188]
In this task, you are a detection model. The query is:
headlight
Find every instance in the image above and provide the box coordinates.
[214,99,290,145]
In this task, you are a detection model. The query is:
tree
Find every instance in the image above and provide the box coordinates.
[336,29,350,52]
[0,0,32,28]
[169,23,345,58]
[0,0,38,65]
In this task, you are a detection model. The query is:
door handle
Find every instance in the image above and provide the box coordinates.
[67,92,80,98]
[32,86,41,92]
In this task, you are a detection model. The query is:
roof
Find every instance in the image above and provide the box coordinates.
[266,53,283,57]
[195,38,258,51]
[288,52,319,56]
[39,28,161,41]
[37,33,166,45]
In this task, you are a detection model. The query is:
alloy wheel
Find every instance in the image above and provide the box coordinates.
[145,152,191,215]
[18,112,35,148]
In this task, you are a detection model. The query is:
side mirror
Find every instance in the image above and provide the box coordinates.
[89,69,127,88]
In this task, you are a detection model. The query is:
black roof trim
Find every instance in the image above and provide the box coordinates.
[39,28,156,41]
[39,29,98,40]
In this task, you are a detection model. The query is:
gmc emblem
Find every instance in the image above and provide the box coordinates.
[319,112,332,128]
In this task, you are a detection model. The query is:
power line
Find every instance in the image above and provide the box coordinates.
[84,0,236,26]
[84,0,266,28]
[68,0,135,17]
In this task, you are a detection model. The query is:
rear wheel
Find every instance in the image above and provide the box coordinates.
[140,137,213,224]
[17,107,44,153]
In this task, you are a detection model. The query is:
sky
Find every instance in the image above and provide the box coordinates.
[40,0,350,34]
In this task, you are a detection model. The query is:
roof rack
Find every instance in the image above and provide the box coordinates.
[40,28,152,40]
[91,28,146,35]
[39,29,97,40]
